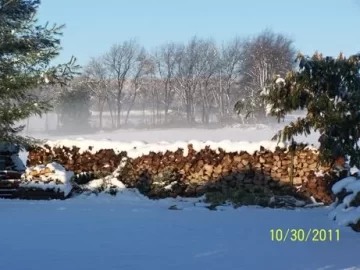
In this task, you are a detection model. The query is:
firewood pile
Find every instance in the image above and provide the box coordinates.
[19,162,74,199]
[116,144,336,203]
[27,143,338,204]
[27,145,127,177]
[300,172,336,205]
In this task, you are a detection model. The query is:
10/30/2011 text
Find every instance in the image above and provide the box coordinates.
[270,229,340,242]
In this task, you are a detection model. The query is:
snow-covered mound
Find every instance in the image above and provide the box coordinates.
[73,168,126,195]
[21,162,74,197]
[329,172,360,231]
[41,138,317,158]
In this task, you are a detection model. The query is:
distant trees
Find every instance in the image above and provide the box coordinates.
[2,2,299,137]
[235,29,296,121]
[153,42,178,123]
[124,47,154,125]
[103,39,141,128]
[31,29,296,133]
[218,37,245,121]
[83,56,110,129]
[174,37,219,123]
[75,30,296,128]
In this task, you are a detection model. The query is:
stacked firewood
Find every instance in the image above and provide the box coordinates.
[18,163,75,200]
[300,172,336,204]
[116,144,335,202]
[27,143,337,203]
[27,145,127,176]
[23,165,63,184]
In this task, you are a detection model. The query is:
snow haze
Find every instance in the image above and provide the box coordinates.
[3,112,359,270]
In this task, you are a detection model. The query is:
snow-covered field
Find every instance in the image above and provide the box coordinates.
[2,121,360,270]
[1,195,360,270]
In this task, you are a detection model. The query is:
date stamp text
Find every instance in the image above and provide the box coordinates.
[270,229,340,242]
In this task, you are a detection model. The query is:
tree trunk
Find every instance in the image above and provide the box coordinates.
[152,93,156,125]
[163,81,170,124]
[98,98,106,129]
[156,91,160,125]
[99,110,103,129]
[116,100,121,128]
[124,90,138,125]
[107,97,115,129]
[164,106,169,124]
[201,102,205,124]
[116,87,122,128]
[142,101,146,124]
[185,89,193,123]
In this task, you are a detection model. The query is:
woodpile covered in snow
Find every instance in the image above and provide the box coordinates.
[26,140,339,204]
[27,144,127,176]
[0,143,26,198]
[117,144,336,203]
[19,162,74,199]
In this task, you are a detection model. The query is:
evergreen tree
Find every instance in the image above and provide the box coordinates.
[259,51,360,167]
[0,0,79,149]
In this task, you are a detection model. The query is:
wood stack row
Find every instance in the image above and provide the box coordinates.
[19,164,72,200]
[128,144,329,184]
[27,143,338,204]
[300,172,336,204]
[0,180,20,198]
[27,145,127,176]
[117,144,336,202]
[22,166,63,184]
[15,188,67,200]
[0,146,23,199]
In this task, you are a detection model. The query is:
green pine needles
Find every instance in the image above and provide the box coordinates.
[0,0,80,149]
[260,52,360,167]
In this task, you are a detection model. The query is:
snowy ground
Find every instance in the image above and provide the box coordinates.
[1,195,360,270]
[2,118,360,270]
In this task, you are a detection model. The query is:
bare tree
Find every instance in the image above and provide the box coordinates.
[197,39,220,124]
[153,42,179,123]
[217,37,245,120]
[83,56,110,129]
[149,74,161,125]
[104,39,139,128]
[236,29,296,121]
[124,48,155,125]
[175,37,215,123]
[78,30,298,128]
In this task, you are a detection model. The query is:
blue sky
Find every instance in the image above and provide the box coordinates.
[37,0,360,66]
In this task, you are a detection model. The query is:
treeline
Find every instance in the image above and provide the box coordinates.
[36,29,296,131]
